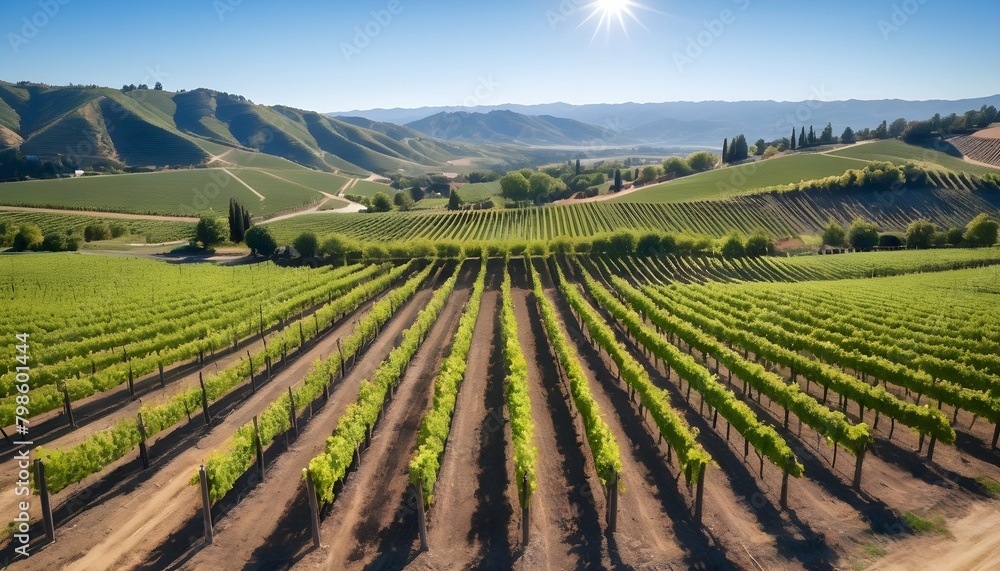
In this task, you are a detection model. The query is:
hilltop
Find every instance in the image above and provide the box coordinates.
[0,81,488,176]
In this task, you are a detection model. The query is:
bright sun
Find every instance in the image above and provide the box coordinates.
[582,0,645,41]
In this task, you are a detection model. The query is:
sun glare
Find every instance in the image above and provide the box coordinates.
[581,0,647,42]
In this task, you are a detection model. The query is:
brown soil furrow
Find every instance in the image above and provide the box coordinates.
[294,260,475,570]
[14,268,440,571]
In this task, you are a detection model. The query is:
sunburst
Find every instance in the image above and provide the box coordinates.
[579,0,648,42]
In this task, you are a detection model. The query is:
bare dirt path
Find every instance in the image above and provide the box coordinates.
[219,168,265,201]
[407,258,518,571]
[0,205,197,222]
[164,268,448,571]
[578,258,1000,570]
[507,259,608,570]
[294,260,476,570]
[11,268,438,571]
[536,258,689,568]
[0,289,386,522]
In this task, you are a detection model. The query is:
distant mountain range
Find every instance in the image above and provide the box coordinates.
[0,81,481,175]
[403,110,623,147]
[335,95,1000,147]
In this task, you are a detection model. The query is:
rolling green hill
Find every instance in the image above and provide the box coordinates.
[828,140,1000,176]
[0,81,487,176]
[612,154,864,203]
[0,168,322,216]
[613,140,1000,204]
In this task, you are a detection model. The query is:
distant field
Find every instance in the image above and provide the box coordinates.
[457,181,501,202]
[0,168,325,217]
[350,180,396,197]
[614,154,864,203]
[259,169,350,196]
[265,184,1000,244]
[0,210,195,243]
[829,140,1000,176]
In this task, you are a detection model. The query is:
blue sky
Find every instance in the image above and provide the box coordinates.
[2,0,997,112]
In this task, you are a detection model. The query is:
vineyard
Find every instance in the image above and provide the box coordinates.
[3,251,1000,570]
[265,184,1000,244]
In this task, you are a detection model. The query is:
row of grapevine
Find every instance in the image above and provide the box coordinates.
[200,261,442,502]
[730,288,1000,385]
[527,259,623,489]
[645,285,957,445]
[2,261,362,381]
[35,261,418,493]
[554,262,711,484]
[500,263,538,510]
[604,273,874,483]
[0,263,387,426]
[408,257,488,505]
[307,260,463,505]
[575,260,805,480]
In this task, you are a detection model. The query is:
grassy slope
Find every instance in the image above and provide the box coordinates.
[350,179,396,198]
[0,170,265,217]
[457,181,501,202]
[614,154,865,203]
[0,211,195,243]
[829,140,1000,176]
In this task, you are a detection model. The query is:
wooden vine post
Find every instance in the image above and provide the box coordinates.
[199,465,214,544]
[607,472,620,533]
[415,480,428,551]
[253,416,265,483]
[137,413,150,470]
[35,459,56,544]
[304,468,322,548]
[852,447,866,490]
[198,372,212,425]
[694,466,706,523]
[521,473,531,546]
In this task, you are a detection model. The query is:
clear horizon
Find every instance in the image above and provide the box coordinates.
[2,0,998,114]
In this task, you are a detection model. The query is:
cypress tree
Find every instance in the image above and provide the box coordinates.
[722,138,729,164]
[233,204,245,243]
[791,127,797,150]
[575,158,581,175]
[242,207,251,238]
[614,169,622,191]
[799,128,806,148]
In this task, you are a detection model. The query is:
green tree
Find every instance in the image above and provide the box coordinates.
[638,166,659,183]
[889,118,908,138]
[663,156,694,177]
[755,138,767,156]
[687,151,720,172]
[744,233,775,257]
[798,128,806,148]
[790,128,797,150]
[195,212,228,248]
[840,126,856,145]
[393,191,414,211]
[499,172,531,202]
[83,223,112,242]
[154,81,163,90]
[873,120,888,139]
[964,213,999,247]
[820,122,834,144]
[722,138,729,164]
[408,185,425,202]
[447,190,462,211]
[613,169,623,191]
[946,227,965,246]
[293,231,319,258]
[848,218,879,251]
[763,146,779,159]
[370,192,393,212]
[822,220,846,247]
[12,224,43,252]
[720,233,745,258]
[905,219,936,249]
[244,226,277,256]
[528,172,565,202]
[575,158,581,175]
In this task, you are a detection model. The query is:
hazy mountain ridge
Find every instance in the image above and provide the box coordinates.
[335,95,1000,147]
[0,81,479,175]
